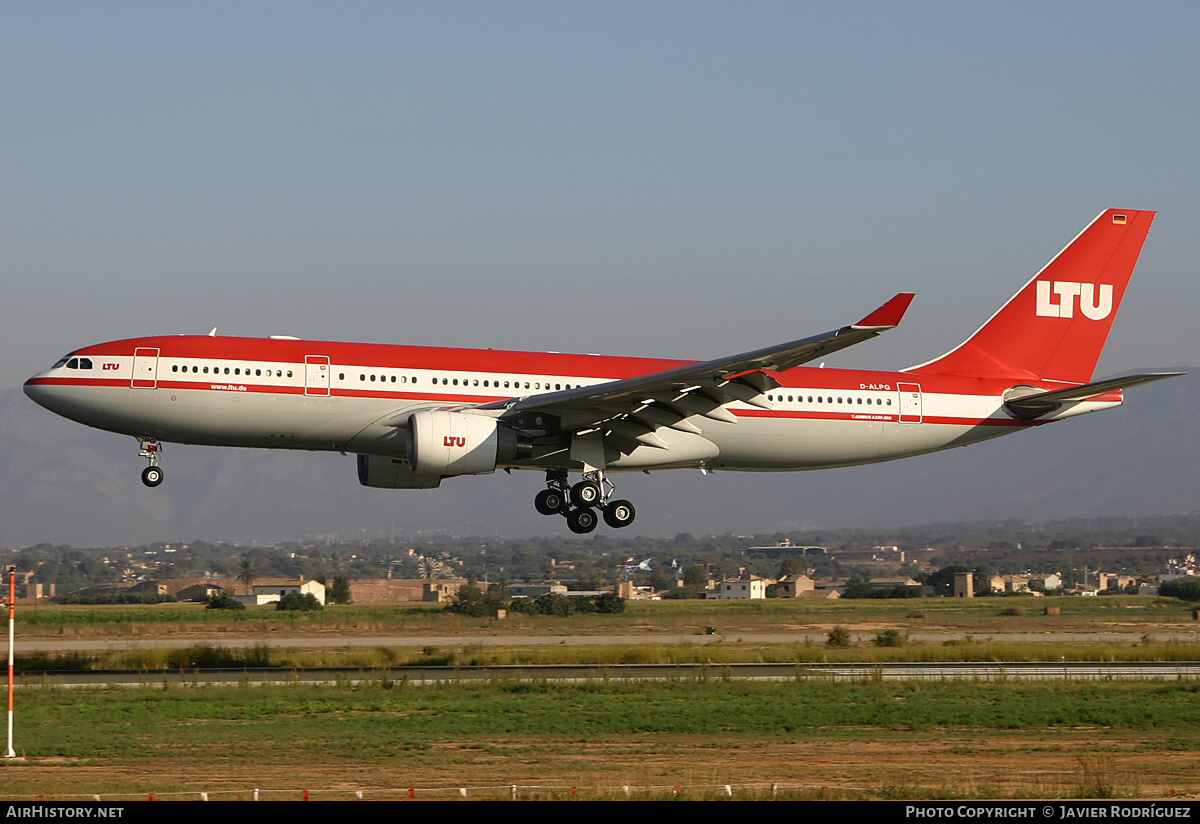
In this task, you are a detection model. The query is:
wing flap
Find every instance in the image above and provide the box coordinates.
[478,292,914,456]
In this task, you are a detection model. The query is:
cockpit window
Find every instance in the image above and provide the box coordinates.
[78,358,93,369]
[53,357,70,369]
[67,358,78,369]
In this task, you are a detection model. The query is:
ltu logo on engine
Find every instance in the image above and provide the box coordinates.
[1035,281,1113,320]
[443,436,466,448]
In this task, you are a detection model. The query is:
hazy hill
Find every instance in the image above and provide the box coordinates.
[1,369,1196,547]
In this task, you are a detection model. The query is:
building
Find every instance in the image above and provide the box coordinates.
[775,574,815,598]
[236,578,326,606]
[714,577,770,599]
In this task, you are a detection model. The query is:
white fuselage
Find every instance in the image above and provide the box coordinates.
[24,335,1118,475]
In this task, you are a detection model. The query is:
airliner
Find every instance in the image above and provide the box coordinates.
[24,209,1180,534]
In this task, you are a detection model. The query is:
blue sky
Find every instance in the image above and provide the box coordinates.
[4,1,1198,392]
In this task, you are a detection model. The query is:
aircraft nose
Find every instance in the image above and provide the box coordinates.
[24,376,55,410]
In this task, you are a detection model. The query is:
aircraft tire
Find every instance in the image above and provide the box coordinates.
[567,507,598,534]
[141,466,164,488]
[534,488,566,516]
[570,480,602,508]
[603,499,636,528]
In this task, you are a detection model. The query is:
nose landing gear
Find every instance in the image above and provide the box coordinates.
[138,438,163,487]
[535,469,636,534]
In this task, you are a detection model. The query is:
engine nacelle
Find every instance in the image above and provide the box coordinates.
[356,454,443,489]
[407,410,532,476]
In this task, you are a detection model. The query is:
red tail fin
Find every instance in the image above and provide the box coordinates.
[906,209,1155,384]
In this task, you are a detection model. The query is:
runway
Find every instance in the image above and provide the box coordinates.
[17,660,1200,687]
[14,630,1200,652]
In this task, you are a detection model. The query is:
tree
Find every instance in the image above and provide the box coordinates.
[328,576,351,605]
[682,564,709,588]
[236,559,259,594]
[777,558,809,578]
[445,584,508,617]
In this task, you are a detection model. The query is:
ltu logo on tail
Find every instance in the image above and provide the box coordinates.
[1035,281,1113,319]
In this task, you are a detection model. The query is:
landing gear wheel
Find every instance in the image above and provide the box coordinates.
[535,488,567,516]
[602,499,636,529]
[566,507,599,534]
[570,480,603,508]
[141,466,164,488]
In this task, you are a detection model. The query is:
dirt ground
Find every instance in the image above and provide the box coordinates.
[4,732,1197,801]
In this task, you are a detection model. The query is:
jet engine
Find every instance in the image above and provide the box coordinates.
[407,409,533,476]
[356,454,443,489]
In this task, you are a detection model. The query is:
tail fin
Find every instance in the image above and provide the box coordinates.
[906,209,1155,384]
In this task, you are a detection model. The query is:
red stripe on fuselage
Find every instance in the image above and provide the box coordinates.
[60,335,1081,398]
[30,374,1045,429]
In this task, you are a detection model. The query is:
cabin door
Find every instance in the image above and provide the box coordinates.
[304,355,331,396]
[131,348,160,389]
[897,382,922,423]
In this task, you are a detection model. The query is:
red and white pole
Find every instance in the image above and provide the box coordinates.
[5,565,15,758]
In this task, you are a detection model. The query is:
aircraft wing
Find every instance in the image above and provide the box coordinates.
[478,293,914,453]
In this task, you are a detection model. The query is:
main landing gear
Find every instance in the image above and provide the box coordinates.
[138,438,163,487]
[534,469,636,534]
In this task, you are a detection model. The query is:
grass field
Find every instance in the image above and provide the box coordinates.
[14,594,1199,637]
[6,596,1200,801]
[3,678,1200,801]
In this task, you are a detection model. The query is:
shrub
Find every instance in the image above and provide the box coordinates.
[275,592,322,611]
[1159,577,1200,601]
[206,594,245,610]
[826,626,852,648]
[873,629,907,647]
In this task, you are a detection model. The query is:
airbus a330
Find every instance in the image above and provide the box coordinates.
[25,209,1179,533]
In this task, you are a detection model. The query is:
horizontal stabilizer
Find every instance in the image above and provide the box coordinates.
[1005,372,1184,418]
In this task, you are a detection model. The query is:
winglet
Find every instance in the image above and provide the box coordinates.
[853,293,915,330]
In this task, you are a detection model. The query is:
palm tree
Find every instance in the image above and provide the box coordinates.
[237,559,259,595]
